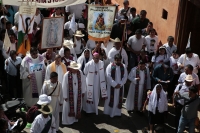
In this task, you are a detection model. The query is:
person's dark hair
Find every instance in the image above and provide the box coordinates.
[50,72,58,79]
[138,60,145,65]
[185,47,192,54]
[123,0,129,4]
[140,10,147,15]
[130,7,136,12]
[0,29,6,34]
[55,7,61,10]
[189,86,198,94]
[185,64,193,71]
[6,21,11,25]
[149,28,156,34]
[148,22,153,26]
[30,47,38,54]
[10,50,16,56]
[84,49,90,53]
[135,29,142,34]
[172,50,179,55]
[64,47,70,53]
[167,36,174,41]
[9,32,16,38]
[114,53,122,60]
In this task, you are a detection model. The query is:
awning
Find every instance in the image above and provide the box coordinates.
[2,0,86,8]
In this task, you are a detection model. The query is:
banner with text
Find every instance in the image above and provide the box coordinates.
[2,0,85,8]
[87,5,116,41]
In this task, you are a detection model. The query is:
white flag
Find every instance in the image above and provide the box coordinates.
[3,30,11,52]
[186,32,191,48]
[69,13,76,33]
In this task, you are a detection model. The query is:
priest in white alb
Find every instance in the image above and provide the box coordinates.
[45,55,67,84]
[20,47,46,107]
[41,72,63,131]
[62,61,85,125]
[125,60,151,111]
[104,54,127,117]
[108,38,128,67]
[83,52,108,115]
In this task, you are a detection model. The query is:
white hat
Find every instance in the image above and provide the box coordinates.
[74,30,84,37]
[37,94,51,105]
[0,16,8,21]
[185,75,194,82]
[63,40,73,49]
[78,23,85,29]
[67,61,81,70]
[159,46,166,50]
[38,104,53,114]
[110,38,122,43]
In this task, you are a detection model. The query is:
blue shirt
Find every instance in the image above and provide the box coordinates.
[5,57,22,76]
[152,64,174,83]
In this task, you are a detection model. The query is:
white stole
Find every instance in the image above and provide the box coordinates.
[87,60,107,102]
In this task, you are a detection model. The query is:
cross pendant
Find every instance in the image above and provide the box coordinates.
[95,71,97,75]
[74,83,76,85]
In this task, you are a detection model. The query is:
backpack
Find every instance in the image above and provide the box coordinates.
[26,105,39,123]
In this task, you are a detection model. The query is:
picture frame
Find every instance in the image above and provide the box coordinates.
[40,17,64,49]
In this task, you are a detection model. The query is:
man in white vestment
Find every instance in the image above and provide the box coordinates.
[125,60,151,111]
[62,61,85,125]
[30,104,56,133]
[177,47,200,74]
[45,55,67,84]
[41,72,63,131]
[83,52,108,115]
[20,47,46,107]
[108,38,128,67]
[104,54,127,117]
[77,48,92,73]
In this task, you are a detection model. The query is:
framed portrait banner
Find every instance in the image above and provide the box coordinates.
[87,5,116,41]
[40,17,64,49]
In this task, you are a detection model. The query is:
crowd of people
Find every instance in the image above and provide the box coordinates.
[0,0,200,133]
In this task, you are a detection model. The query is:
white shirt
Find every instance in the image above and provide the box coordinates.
[65,3,86,19]
[12,26,18,39]
[86,39,96,50]
[163,43,177,57]
[169,56,179,74]
[151,54,168,68]
[118,7,131,19]
[64,21,77,37]
[178,72,199,86]
[74,38,84,54]
[127,35,146,51]
[145,35,158,54]
[108,47,128,67]
[177,53,200,73]
[174,83,190,105]
[5,56,22,76]
[14,12,19,24]
[30,114,56,133]
[34,14,41,25]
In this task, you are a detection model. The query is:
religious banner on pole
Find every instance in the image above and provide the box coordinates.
[2,0,86,8]
[17,3,36,56]
[87,5,116,41]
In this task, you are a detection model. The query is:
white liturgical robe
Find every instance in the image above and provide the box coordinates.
[41,80,63,131]
[125,67,151,111]
[20,54,46,107]
[104,63,127,117]
[62,71,85,125]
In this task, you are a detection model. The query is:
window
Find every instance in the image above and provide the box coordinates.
[162,9,168,20]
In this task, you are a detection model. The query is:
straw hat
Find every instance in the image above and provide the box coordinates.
[67,61,81,70]
[37,94,51,105]
[63,40,74,49]
[110,38,122,43]
[185,75,194,82]
[38,104,53,114]
[74,30,84,37]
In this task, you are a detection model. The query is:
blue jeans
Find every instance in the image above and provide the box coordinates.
[177,116,195,133]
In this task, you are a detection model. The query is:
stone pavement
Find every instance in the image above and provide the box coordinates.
[22,97,175,133]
